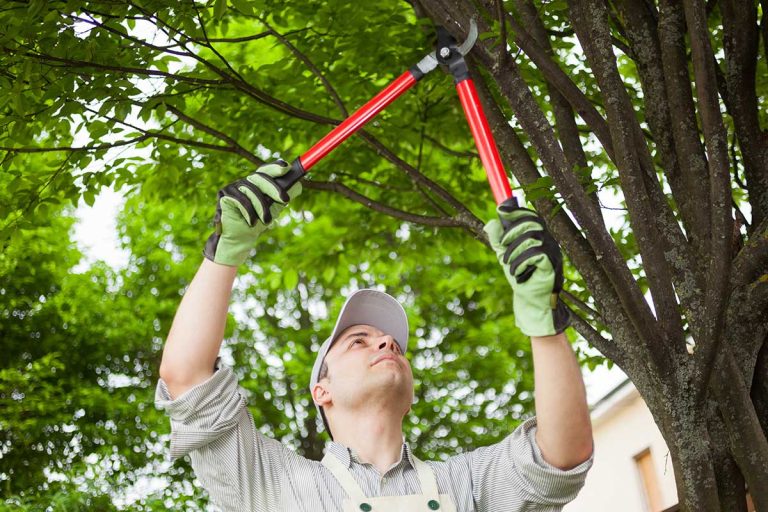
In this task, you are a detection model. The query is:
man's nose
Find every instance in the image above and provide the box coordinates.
[377,335,398,352]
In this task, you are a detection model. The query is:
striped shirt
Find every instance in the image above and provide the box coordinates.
[155,362,592,511]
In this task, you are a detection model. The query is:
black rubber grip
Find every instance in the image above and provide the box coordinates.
[273,158,306,191]
[498,196,519,230]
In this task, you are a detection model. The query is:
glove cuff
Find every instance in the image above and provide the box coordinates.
[517,297,572,337]
[202,231,249,267]
[552,298,572,335]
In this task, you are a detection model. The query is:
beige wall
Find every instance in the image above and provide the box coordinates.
[565,382,678,512]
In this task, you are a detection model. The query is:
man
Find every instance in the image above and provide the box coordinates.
[156,161,593,511]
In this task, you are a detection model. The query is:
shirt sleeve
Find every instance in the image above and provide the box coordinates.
[459,417,593,510]
[154,360,291,511]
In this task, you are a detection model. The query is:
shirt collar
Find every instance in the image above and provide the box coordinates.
[325,439,417,470]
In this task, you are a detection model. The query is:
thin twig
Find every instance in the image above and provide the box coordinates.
[424,135,479,159]
[304,180,466,228]
[562,289,603,323]
[161,103,263,165]
[261,18,348,117]
[0,135,151,153]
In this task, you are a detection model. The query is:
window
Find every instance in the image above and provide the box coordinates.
[634,448,663,512]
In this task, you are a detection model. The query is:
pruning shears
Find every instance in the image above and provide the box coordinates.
[275,19,513,206]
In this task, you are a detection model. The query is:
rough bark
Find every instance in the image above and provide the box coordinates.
[654,391,721,511]
[710,351,768,506]
[708,408,748,512]
[721,0,768,229]
[657,0,712,254]
[680,0,734,405]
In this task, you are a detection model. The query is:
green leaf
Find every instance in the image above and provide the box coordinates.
[214,0,227,19]
[230,0,254,14]
[283,268,299,290]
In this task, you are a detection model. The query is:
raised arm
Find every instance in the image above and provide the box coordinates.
[485,198,593,470]
[530,332,592,469]
[159,161,302,398]
[159,260,238,398]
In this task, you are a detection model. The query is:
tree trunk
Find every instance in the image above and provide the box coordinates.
[405,1,768,509]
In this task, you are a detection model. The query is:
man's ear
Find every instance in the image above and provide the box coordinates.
[312,381,332,407]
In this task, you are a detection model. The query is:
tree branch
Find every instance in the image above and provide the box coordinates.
[303,180,466,228]
[561,290,602,324]
[355,131,486,237]
[615,0,703,251]
[731,217,768,289]
[81,105,247,158]
[14,48,226,87]
[500,12,617,163]
[610,0,704,337]
[424,135,479,159]
[329,171,413,192]
[126,4,340,127]
[682,0,735,396]
[160,103,263,165]
[569,0,686,362]
[260,18,348,117]
[73,11,190,58]
[569,311,623,364]
[514,0,599,210]
[0,136,151,153]
[657,0,711,251]
[720,0,768,228]
[199,29,306,43]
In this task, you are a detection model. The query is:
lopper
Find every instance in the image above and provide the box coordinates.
[272,19,514,207]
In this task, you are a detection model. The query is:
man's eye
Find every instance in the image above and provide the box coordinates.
[351,338,365,346]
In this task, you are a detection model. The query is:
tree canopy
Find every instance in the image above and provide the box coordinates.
[1,0,767,510]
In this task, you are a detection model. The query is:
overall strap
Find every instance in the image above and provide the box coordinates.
[321,453,368,502]
[412,456,440,499]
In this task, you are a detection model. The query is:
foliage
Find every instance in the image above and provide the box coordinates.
[0,0,544,506]
[1,0,767,510]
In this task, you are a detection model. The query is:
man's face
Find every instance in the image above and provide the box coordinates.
[315,324,414,417]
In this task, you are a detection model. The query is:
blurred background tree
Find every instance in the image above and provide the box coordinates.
[1,0,766,510]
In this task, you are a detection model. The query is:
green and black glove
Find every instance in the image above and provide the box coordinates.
[203,161,302,266]
[484,197,571,337]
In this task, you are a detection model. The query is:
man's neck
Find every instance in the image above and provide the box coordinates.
[329,409,405,475]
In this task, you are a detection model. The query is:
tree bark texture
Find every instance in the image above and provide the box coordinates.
[413,0,768,509]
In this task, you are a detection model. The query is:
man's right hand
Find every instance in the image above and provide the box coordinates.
[203,161,302,266]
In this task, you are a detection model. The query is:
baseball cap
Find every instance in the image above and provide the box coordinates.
[309,289,409,437]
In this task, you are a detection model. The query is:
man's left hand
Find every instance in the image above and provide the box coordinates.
[484,198,571,337]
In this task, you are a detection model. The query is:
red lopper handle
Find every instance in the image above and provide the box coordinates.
[455,79,513,205]
[298,71,419,172]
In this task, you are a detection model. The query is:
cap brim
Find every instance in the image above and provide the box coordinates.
[327,289,408,352]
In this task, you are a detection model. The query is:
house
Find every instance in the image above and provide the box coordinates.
[565,379,755,512]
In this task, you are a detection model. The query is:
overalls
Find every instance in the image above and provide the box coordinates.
[322,453,458,512]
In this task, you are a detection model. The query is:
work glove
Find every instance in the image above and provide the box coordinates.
[484,197,571,337]
[203,161,302,266]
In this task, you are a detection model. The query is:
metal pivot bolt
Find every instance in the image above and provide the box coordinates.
[439,47,451,58]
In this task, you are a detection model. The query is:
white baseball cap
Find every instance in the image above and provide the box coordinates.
[309,289,409,437]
